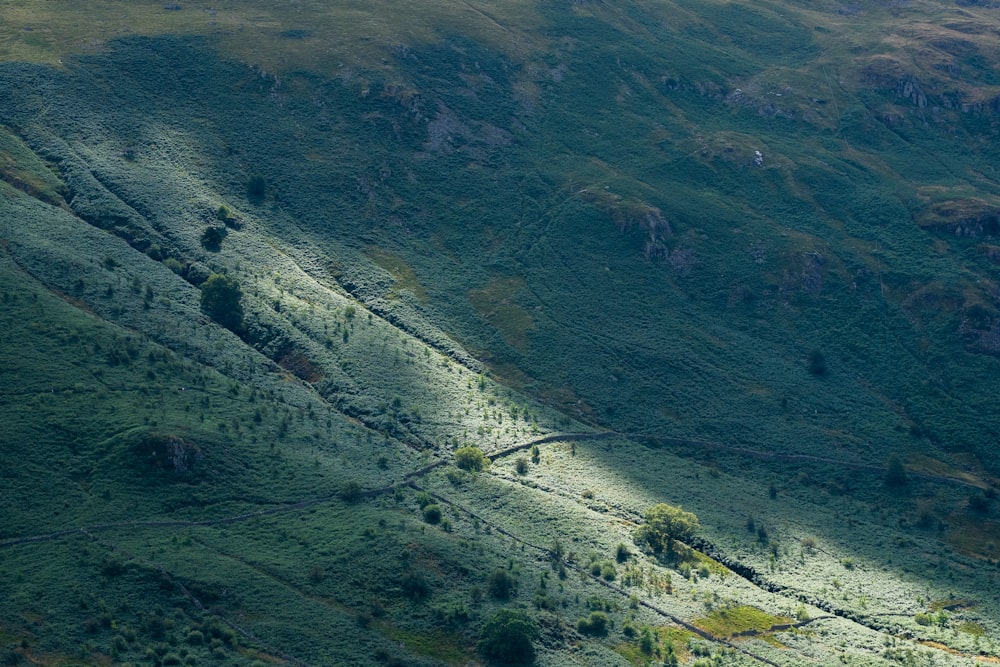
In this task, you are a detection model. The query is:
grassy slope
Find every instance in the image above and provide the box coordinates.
[1,0,1000,665]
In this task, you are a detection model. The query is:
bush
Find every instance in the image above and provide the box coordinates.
[455,446,489,472]
[487,568,516,600]
[478,609,538,665]
[163,257,185,275]
[422,504,442,524]
[807,349,827,375]
[200,273,244,332]
[885,456,908,488]
[515,457,529,474]
[634,503,699,555]
[246,174,266,202]
[400,571,431,600]
[339,481,362,503]
[576,611,609,636]
[200,225,227,252]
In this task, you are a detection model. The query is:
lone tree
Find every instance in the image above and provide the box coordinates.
[634,503,699,555]
[807,349,827,376]
[478,608,538,665]
[200,273,244,333]
[246,173,266,203]
[201,225,227,252]
[455,446,489,472]
[885,456,908,489]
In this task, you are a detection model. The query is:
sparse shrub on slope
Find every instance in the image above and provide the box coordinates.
[200,225,227,252]
[885,456,908,489]
[634,504,699,556]
[478,608,538,665]
[576,611,609,636]
[246,173,266,203]
[455,445,488,472]
[200,273,243,333]
[487,568,516,600]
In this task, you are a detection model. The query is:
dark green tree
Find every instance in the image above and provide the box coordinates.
[200,273,244,333]
[246,173,266,203]
[201,226,227,252]
[487,568,516,600]
[807,349,827,376]
[885,456,908,489]
[478,608,538,665]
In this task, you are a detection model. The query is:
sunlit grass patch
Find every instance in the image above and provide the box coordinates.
[694,605,791,639]
[468,277,535,352]
[378,625,473,665]
[366,245,427,303]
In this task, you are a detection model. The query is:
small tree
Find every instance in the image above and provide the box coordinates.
[201,226,227,252]
[885,456,908,489]
[807,349,827,375]
[478,609,538,665]
[576,611,609,636]
[200,273,244,333]
[487,568,516,600]
[634,503,699,555]
[247,173,266,203]
[455,446,489,472]
[422,504,442,524]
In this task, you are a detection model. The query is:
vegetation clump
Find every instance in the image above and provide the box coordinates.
[487,568,516,600]
[200,225,227,252]
[478,608,538,665]
[885,456,908,488]
[576,611,609,636]
[200,273,244,332]
[454,446,488,472]
[634,503,700,555]
[246,173,266,202]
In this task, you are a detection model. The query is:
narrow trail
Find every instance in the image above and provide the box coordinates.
[410,479,824,667]
[0,432,604,549]
[2,428,990,666]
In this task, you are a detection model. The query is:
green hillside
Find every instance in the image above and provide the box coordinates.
[2,1,1000,665]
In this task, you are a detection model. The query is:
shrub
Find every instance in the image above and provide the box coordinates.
[885,456,908,488]
[400,570,431,600]
[200,273,243,332]
[487,568,516,600]
[634,503,699,555]
[615,543,631,563]
[515,457,529,474]
[339,481,362,503]
[807,349,827,375]
[454,446,488,472]
[200,226,227,252]
[478,609,538,664]
[422,504,442,524]
[968,493,991,513]
[576,611,609,636]
[246,174,266,202]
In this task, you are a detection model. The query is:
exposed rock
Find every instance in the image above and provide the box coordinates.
[801,251,825,294]
[135,433,203,474]
[918,198,1000,236]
